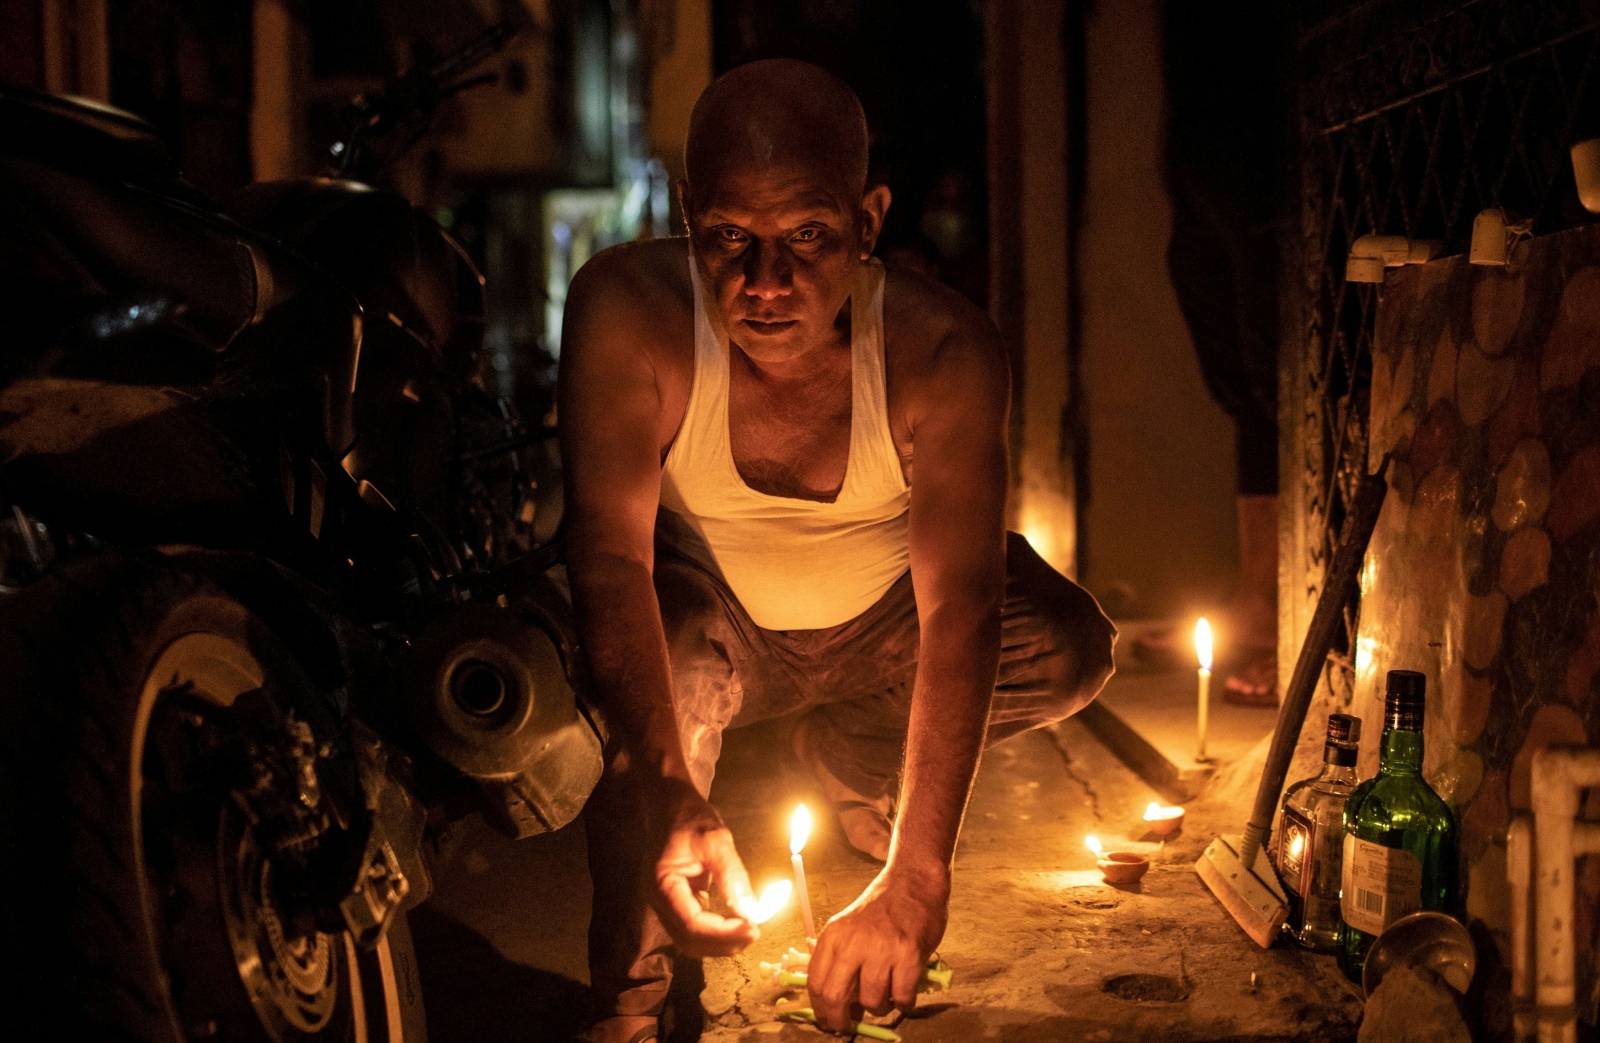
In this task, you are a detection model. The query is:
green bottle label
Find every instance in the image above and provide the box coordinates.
[1340,834,1422,934]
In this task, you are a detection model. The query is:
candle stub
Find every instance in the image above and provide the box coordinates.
[1195,617,1214,762]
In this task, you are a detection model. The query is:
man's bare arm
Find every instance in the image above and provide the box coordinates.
[558,254,756,954]
[892,317,1010,882]
[558,257,684,781]
[808,305,1009,1028]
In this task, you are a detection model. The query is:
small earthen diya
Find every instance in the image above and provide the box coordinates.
[1086,835,1150,885]
[1142,802,1186,838]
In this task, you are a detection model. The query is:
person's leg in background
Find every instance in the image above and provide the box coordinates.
[1163,171,1282,703]
[1152,1,1290,703]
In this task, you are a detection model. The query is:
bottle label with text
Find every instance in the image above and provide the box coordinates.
[1340,834,1422,935]
[1279,807,1314,897]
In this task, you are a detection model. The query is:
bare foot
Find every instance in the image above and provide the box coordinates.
[792,718,893,863]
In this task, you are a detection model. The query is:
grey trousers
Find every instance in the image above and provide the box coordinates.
[585,531,1117,1018]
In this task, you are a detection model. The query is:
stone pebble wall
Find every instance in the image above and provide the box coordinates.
[1353,222,1600,1029]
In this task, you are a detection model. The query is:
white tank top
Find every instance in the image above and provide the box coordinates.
[658,255,910,630]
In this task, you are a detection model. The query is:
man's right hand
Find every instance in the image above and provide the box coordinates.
[648,783,760,957]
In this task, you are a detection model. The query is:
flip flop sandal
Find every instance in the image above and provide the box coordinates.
[1222,655,1279,707]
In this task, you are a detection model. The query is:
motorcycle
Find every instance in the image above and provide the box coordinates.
[0,19,599,1041]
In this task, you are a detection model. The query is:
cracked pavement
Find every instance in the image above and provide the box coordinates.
[410,672,1363,1041]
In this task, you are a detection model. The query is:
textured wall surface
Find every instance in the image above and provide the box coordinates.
[1078,0,1236,617]
[1355,223,1600,1028]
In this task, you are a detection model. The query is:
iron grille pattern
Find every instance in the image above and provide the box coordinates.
[1292,0,1600,698]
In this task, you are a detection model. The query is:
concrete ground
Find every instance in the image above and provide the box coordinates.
[410,667,1362,1042]
[1081,620,1285,801]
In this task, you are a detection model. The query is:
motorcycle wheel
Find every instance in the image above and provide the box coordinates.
[0,557,427,1041]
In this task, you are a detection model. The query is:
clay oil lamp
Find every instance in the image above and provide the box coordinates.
[1142,801,1186,838]
[1086,834,1149,885]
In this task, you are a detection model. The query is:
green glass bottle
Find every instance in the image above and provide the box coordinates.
[1337,670,1459,981]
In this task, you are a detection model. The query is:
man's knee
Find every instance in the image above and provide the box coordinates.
[654,557,733,658]
[1026,578,1118,724]
[1005,533,1117,722]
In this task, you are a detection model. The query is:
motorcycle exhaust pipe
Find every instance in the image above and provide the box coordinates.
[407,601,601,837]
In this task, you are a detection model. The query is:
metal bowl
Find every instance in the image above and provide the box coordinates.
[1363,911,1477,999]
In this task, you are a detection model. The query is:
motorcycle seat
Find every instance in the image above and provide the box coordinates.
[0,86,176,185]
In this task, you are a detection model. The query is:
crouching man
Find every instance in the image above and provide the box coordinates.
[558,59,1117,1043]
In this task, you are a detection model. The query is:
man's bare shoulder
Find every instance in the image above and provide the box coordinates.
[882,264,1009,418]
[566,237,694,356]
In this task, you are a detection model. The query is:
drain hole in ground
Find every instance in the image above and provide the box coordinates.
[1101,973,1190,1003]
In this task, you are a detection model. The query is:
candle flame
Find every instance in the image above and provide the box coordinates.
[1085,834,1105,857]
[1195,617,1214,671]
[1144,802,1163,820]
[789,804,813,855]
[747,879,794,925]
[1287,830,1307,863]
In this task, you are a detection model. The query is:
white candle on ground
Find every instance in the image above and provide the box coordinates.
[1195,617,1214,762]
[789,804,817,938]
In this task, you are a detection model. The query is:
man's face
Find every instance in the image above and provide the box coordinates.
[686,164,885,362]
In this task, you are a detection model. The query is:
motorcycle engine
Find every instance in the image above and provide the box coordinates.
[407,590,601,838]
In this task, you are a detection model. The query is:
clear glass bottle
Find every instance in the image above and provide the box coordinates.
[1337,670,1459,981]
[1275,712,1362,951]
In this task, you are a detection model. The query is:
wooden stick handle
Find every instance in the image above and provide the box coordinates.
[1240,462,1389,867]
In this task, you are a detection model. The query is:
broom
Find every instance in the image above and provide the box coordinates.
[1195,460,1389,947]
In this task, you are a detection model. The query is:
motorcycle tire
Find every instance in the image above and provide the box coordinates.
[0,555,427,1042]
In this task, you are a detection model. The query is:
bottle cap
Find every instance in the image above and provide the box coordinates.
[1326,713,1362,744]
[1385,670,1426,729]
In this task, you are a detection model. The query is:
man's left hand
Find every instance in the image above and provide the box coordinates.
[805,863,949,1031]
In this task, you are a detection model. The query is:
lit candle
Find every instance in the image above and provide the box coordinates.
[746,879,794,925]
[1085,834,1105,859]
[790,804,817,938]
[1195,617,1213,762]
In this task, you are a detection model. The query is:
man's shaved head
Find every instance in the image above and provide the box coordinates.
[680,59,889,364]
[685,59,869,209]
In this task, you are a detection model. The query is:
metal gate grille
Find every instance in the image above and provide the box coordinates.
[1290,0,1600,698]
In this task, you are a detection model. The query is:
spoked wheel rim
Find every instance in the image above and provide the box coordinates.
[129,616,387,1041]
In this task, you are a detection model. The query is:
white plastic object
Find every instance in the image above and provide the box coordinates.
[1571,138,1600,214]
[1527,745,1600,1043]
[1345,235,1443,283]
[1507,813,1534,1041]
[1470,208,1533,266]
